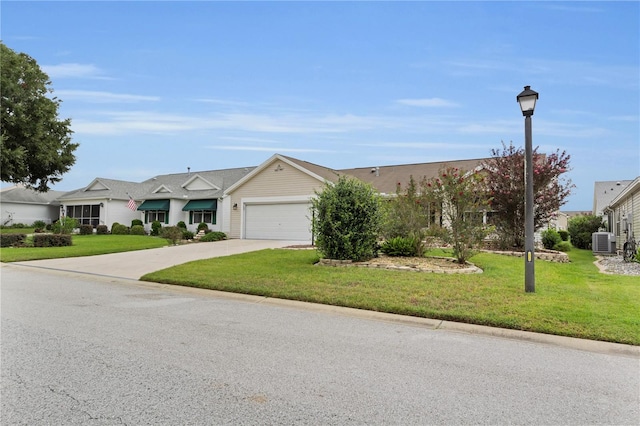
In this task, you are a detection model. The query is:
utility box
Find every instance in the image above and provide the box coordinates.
[592,232,616,254]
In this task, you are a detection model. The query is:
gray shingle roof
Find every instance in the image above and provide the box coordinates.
[0,185,65,205]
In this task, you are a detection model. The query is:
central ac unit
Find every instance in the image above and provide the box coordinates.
[592,232,616,254]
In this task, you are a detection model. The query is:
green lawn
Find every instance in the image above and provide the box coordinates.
[0,234,168,262]
[141,248,640,345]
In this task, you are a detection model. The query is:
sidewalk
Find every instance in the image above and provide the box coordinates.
[12,239,300,280]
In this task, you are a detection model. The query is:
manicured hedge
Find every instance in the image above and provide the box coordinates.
[0,233,27,247]
[33,234,72,247]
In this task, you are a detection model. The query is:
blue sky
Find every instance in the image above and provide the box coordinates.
[2,1,638,211]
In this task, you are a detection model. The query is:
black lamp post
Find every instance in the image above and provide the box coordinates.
[517,85,538,293]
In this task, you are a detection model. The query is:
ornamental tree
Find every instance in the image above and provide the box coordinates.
[1,42,77,192]
[312,176,381,261]
[421,166,492,264]
[481,141,574,249]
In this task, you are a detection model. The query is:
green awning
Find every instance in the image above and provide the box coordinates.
[182,199,217,211]
[137,199,170,211]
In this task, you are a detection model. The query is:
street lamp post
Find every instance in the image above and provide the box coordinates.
[517,85,538,293]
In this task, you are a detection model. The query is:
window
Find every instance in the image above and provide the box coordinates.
[145,210,168,224]
[66,204,100,227]
[190,210,216,225]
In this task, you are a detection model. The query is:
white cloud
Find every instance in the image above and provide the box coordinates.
[56,90,160,103]
[42,63,110,79]
[396,98,459,108]
[206,145,333,153]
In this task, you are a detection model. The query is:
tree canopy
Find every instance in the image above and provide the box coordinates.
[1,42,77,192]
[482,142,574,249]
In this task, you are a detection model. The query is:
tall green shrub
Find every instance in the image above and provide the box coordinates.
[151,220,162,236]
[568,215,603,249]
[52,217,78,234]
[311,176,381,261]
[131,219,143,228]
[541,228,562,250]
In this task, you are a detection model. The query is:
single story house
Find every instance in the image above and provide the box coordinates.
[0,185,64,226]
[56,167,255,233]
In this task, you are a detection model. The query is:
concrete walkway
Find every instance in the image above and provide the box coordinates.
[12,239,301,280]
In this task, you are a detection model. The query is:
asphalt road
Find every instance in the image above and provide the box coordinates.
[2,265,639,425]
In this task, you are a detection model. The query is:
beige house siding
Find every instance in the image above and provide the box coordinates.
[228,159,327,239]
[607,177,640,245]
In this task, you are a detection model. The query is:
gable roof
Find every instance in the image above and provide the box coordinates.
[593,180,633,215]
[225,154,340,194]
[0,185,65,205]
[338,158,489,195]
[606,177,640,210]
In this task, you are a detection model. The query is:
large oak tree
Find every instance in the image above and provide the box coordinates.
[1,42,77,192]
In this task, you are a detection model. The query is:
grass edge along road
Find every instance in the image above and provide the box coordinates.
[0,234,168,262]
[141,248,640,346]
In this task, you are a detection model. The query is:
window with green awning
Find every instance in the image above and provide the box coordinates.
[137,199,170,211]
[182,199,217,211]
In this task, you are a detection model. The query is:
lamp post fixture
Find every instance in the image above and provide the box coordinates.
[517,85,538,293]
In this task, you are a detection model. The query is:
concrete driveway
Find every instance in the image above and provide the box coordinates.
[12,239,303,280]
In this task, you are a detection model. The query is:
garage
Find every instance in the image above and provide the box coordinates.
[244,202,312,241]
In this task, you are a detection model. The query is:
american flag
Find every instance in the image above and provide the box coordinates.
[127,196,137,211]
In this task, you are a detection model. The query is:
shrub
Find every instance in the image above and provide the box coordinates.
[553,241,572,252]
[199,231,227,242]
[111,223,129,235]
[541,228,562,250]
[131,219,143,228]
[96,225,109,235]
[160,226,183,245]
[32,220,46,231]
[197,222,209,232]
[45,223,52,231]
[380,236,424,257]
[0,233,26,247]
[52,217,78,234]
[33,234,72,247]
[12,223,26,228]
[151,220,162,236]
[568,214,604,249]
[558,230,569,241]
[177,221,187,229]
[79,224,94,235]
[312,176,381,262]
[182,230,195,240]
[130,225,146,235]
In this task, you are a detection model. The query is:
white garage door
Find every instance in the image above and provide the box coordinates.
[245,203,312,241]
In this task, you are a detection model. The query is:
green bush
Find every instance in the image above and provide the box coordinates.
[197,222,209,232]
[52,217,78,234]
[312,176,381,262]
[380,236,423,257]
[177,221,187,229]
[182,230,195,240]
[96,225,109,235]
[151,220,162,236]
[0,233,26,247]
[199,231,227,242]
[558,230,569,241]
[553,241,572,252]
[541,228,562,250]
[12,223,26,228]
[32,220,46,231]
[111,223,129,235]
[568,215,604,249]
[131,219,143,228]
[79,224,94,235]
[160,226,183,245]
[130,225,146,235]
[33,234,72,247]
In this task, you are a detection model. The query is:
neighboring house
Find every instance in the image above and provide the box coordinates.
[593,180,632,218]
[603,176,640,244]
[57,167,255,233]
[0,185,64,226]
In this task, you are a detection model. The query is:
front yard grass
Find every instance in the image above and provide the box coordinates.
[141,248,640,345]
[0,234,168,262]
